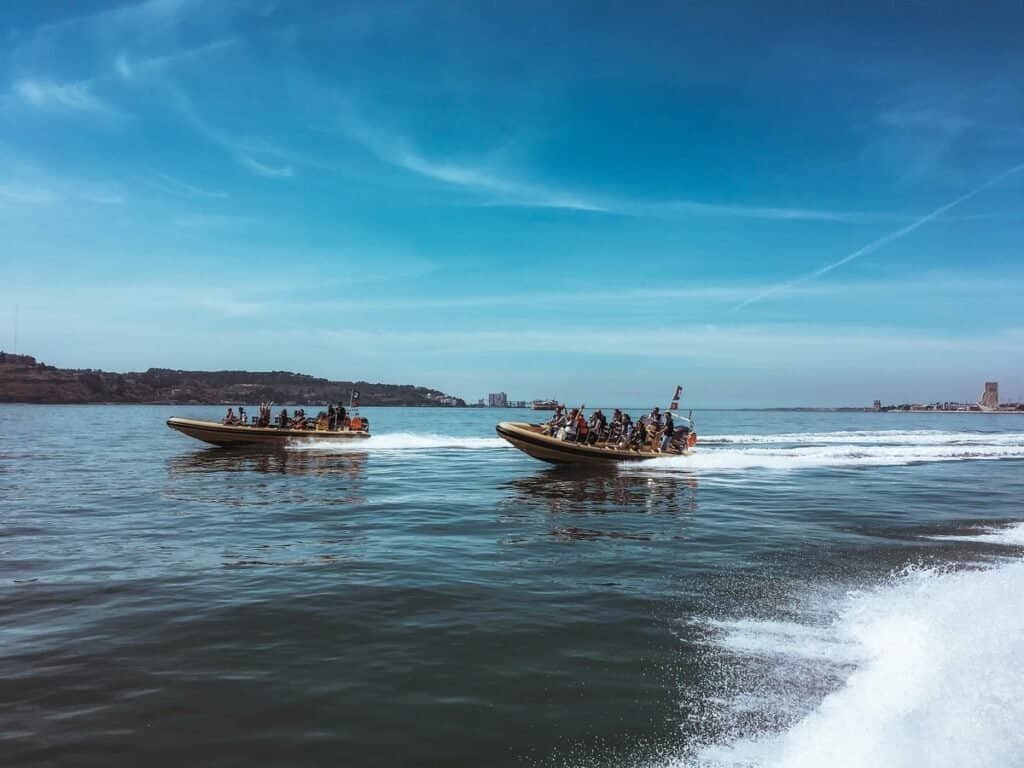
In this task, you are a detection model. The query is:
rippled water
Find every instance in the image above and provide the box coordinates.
[3,406,1023,767]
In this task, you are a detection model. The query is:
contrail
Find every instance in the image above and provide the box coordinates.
[732,161,1024,311]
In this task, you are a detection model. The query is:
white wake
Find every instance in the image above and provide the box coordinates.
[287,432,509,452]
[927,522,1024,547]
[674,533,1024,767]
[701,430,1024,446]
[638,430,1024,472]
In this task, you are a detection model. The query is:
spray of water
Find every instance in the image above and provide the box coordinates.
[674,525,1024,768]
[637,430,1024,472]
[287,432,509,452]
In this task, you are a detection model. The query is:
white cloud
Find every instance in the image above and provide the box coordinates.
[255,324,1024,368]
[330,110,932,221]
[172,213,252,229]
[84,192,124,205]
[236,154,295,179]
[114,54,135,80]
[113,38,238,81]
[0,183,58,204]
[147,172,227,199]
[13,79,113,114]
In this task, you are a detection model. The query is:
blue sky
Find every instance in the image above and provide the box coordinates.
[2,0,1023,406]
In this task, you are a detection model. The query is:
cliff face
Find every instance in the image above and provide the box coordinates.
[0,353,465,406]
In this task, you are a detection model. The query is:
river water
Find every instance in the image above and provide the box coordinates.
[3,405,1023,767]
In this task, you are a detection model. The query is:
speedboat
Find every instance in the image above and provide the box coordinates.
[496,421,696,464]
[166,416,370,447]
[498,386,697,465]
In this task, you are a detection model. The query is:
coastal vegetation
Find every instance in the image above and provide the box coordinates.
[0,352,465,406]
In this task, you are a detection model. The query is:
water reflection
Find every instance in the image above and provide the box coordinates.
[506,466,697,513]
[168,446,368,479]
[165,447,368,506]
[501,465,698,542]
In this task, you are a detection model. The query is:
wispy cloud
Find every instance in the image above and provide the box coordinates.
[877,104,973,137]
[8,0,238,123]
[377,141,609,212]
[30,0,204,39]
[172,213,253,229]
[146,171,228,199]
[329,109,932,221]
[635,200,904,223]
[112,38,238,81]
[122,272,1024,318]
[83,191,124,205]
[13,79,114,114]
[237,154,295,179]
[255,323,1024,367]
[165,89,323,179]
[0,146,125,206]
[0,183,58,205]
[732,161,1024,310]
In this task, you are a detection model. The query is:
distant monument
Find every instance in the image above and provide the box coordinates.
[979,381,999,411]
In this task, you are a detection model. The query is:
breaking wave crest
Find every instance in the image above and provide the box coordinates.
[639,430,1024,472]
[287,432,509,452]
[701,430,1024,446]
[676,526,1024,768]
[927,522,1024,546]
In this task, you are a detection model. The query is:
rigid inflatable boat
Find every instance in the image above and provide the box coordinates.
[496,420,696,465]
[166,417,370,448]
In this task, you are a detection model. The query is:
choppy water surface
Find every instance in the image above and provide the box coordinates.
[3,406,1023,767]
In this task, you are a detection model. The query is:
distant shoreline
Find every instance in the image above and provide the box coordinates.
[0,353,466,407]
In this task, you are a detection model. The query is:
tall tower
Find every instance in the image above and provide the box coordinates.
[980,382,999,410]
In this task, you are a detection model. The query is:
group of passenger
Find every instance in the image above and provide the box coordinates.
[221,402,368,432]
[540,404,692,453]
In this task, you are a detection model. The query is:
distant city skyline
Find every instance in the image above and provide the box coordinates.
[3,1,1023,406]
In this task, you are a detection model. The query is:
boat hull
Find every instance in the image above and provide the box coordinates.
[166,417,370,448]
[496,421,691,465]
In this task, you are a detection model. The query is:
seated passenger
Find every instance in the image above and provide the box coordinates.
[549,407,568,436]
[587,410,606,445]
[619,414,633,446]
[632,418,648,450]
[607,417,621,445]
[327,404,336,430]
[564,409,579,441]
[277,408,289,428]
[223,407,236,425]
[574,410,589,443]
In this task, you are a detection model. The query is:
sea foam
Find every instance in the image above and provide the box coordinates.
[287,432,509,452]
[637,430,1024,473]
[926,522,1024,547]
[674,530,1024,768]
